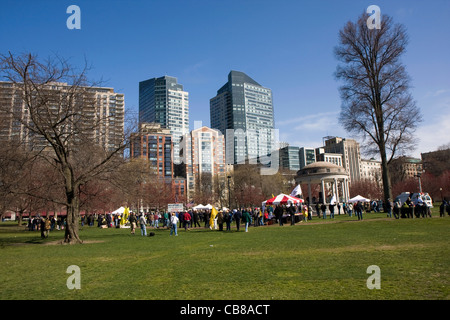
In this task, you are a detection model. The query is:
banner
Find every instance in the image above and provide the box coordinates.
[120,207,130,226]
[209,207,218,229]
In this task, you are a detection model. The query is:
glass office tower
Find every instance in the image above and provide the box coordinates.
[210,71,275,165]
[139,76,189,165]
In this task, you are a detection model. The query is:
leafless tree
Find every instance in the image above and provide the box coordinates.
[0,52,128,243]
[334,12,422,204]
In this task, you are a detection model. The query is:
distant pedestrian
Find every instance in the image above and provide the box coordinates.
[139,214,147,236]
[321,203,327,219]
[233,209,242,231]
[242,209,251,232]
[386,199,393,218]
[170,213,179,236]
[439,201,446,217]
[348,203,353,217]
[356,201,363,220]
[225,210,232,231]
[218,210,224,231]
[129,212,137,234]
[183,211,191,231]
[193,210,201,228]
[41,217,50,238]
[289,205,296,225]
[313,203,319,218]
[274,205,283,226]
[329,203,335,219]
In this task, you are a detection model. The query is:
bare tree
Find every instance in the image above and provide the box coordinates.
[0,52,128,243]
[334,12,422,204]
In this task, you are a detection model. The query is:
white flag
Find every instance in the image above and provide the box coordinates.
[290,184,302,197]
[330,194,337,205]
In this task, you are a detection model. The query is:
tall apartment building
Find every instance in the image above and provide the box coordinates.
[139,76,189,165]
[210,71,275,165]
[0,81,124,152]
[130,122,185,199]
[179,126,226,198]
[323,137,361,182]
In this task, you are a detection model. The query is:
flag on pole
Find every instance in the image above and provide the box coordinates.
[290,184,302,197]
[209,206,218,229]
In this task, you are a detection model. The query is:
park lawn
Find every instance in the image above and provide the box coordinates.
[0,213,449,300]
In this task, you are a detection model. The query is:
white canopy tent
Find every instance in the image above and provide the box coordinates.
[348,195,370,203]
[111,207,125,214]
[193,204,213,210]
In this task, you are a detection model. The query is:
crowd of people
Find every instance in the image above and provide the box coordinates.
[18,196,449,239]
[27,215,65,238]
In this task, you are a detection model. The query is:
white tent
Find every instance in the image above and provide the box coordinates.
[111,206,125,214]
[193,204,214,210]
[349,195,370,203]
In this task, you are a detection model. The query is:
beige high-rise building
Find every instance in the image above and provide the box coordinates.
[180,126,226,199]
[324,137,361,183]
[361,158,382,183]
[0,81,124,152]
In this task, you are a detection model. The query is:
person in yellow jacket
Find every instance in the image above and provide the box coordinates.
[302,205,308,222]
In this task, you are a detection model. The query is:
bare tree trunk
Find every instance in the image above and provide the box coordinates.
[64,197,82,244]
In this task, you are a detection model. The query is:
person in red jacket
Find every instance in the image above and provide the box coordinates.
[183,211,191,231]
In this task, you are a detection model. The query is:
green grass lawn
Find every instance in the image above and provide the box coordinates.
[1,211,449,300]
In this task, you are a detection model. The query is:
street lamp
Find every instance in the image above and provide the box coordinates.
[440,188,443,202]
[227,175,232,209]
[414,172,423,193]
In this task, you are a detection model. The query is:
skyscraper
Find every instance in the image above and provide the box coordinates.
[210,71,275,165]
[139,76,189,164]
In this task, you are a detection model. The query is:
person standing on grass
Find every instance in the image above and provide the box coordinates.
[356,201,363,220]
[440,201,446,217]
[329,203,335,219]
[274,205,283,226]
[321,203,327,219]
[170,212,179,236]
[193,210,201,228]
[163,211,169,228]
[139,213,147,236]
[183,211,191,231]
[217,210,224,231]
[233,209,242,231]
[348,202,353,217]
[225,210,232,231]
[129,212,137,234]
[386,199,393,218]
[242,209,251,232]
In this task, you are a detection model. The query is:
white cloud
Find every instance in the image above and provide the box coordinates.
[276,110,347,148]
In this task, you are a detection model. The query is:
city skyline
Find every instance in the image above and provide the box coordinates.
[1,0,449,158]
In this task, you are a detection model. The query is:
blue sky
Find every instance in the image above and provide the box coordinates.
[1,0,449,158]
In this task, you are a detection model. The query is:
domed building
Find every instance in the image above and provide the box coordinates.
[295,161,350,204]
